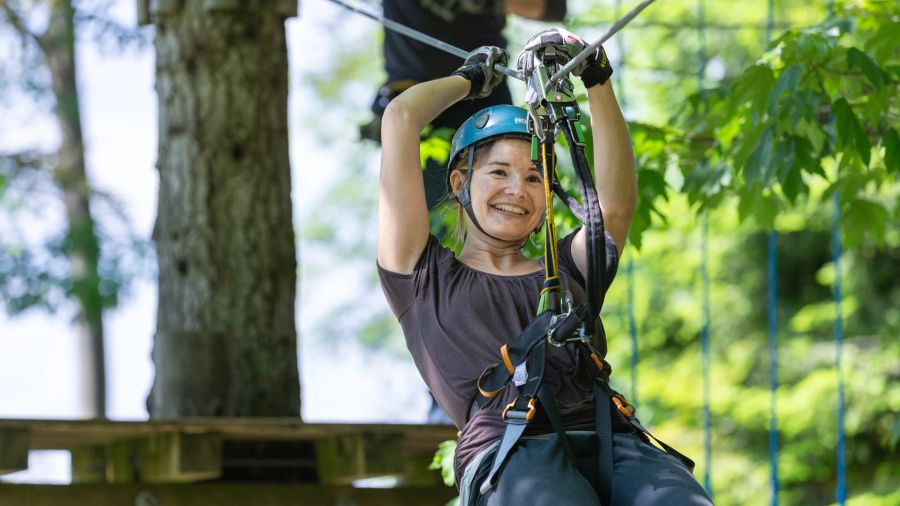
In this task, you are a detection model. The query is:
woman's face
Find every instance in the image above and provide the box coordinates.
[451,138,546,242]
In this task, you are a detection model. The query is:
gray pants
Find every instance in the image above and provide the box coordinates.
[459,432,713,506]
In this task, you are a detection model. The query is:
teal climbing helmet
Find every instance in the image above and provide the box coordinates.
[447,104,531,170]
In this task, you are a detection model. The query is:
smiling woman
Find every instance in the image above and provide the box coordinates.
[376,31,710,506]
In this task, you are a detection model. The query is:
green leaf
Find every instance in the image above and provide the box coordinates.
[793,136,825,179]
[419,135,452,168]
[736,65,776,126]
[843,199,889,247]
[884,128,900,176]
[781,165,803,203]
[832,98,871,166]
[847,47,886,90]
[768,64,804,115]
[788,32,831,65]
[430,439,457,487]
[864,21,900,63]
[744,126,774,186]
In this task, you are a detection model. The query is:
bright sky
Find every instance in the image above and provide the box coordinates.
[0,1,433,483]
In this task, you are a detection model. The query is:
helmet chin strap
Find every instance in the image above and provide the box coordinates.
[456,146,508,243]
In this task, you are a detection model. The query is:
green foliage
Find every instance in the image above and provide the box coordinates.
[651,3,900,249]
[0,153,149,318]
[428,438,457,487]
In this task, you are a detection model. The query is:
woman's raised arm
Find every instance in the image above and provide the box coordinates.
[377,47,508,274]
[585,79,637,256]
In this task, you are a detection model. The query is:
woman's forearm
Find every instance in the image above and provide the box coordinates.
[385,76,470,133]
[586,81,637,248]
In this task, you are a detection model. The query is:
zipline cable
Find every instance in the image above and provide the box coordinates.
[548,0,658,87]
[323,0,522,80]
[765,2,780,505]
[324,0,659,87]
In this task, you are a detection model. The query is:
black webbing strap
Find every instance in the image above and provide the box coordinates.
[480,338,549,493]
[552,177,586,222]
[474,308,588,407]
[592,381,615,505]
[577,343,697,475]
[627,417,696,472]
[473,311,554,408]
[537,386,576,463]
[561,118,607,349]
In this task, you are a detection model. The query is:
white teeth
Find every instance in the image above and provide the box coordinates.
[492,204,527,215]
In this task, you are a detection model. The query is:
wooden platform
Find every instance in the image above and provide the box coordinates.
[0,418,459,506]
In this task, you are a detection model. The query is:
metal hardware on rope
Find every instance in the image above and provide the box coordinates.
[547,0,658,88]
[520,45,607,344]
[322,0,523,80]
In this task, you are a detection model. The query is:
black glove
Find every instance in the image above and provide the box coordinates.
[452,46,508,100]
[517,28,612,89]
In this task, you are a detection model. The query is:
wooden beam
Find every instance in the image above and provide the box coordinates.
[0,429,29,475]
[0,483,458,506]
[71,434,223,484]
[71,446,106,483]
[0,418,456,452]
[140,433,222,483]
[315,432,405,485]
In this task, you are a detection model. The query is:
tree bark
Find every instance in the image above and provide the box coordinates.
[39,0,106,418]
[149,0,300,418]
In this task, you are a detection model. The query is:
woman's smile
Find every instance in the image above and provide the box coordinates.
[490,202,530,216]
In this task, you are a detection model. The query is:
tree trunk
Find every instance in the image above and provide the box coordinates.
[39,0,106,418]
[149,0,300,418]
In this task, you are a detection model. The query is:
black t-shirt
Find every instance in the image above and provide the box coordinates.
[381,0,513,130]
[383,0,507,83]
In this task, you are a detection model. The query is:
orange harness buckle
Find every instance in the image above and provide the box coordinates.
[612,394,636,418]
[502,397,536,422]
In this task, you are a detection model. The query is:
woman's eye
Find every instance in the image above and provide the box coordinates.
[490,169,506,176]
[527,175,542,183]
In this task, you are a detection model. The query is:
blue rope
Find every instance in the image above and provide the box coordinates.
[767,231,780,506]
[823,1,846,501]
[765,3,780,505]
[701,212,712,497]
[697,0,712,497]
[832,193,847,506]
